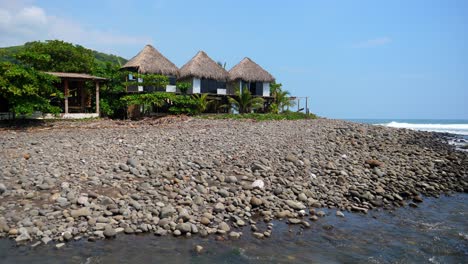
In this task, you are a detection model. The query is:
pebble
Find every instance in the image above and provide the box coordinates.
[0,118,465,246]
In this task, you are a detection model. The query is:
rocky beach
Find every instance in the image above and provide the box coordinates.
[0,117,467,247]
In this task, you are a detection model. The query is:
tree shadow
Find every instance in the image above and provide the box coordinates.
[0,119,54,131]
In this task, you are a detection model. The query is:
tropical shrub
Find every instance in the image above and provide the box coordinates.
[176,82,191,95]
[191,93,212,113]
[0,62,62,116]
[227,87,264,113]
[269,82,295,113]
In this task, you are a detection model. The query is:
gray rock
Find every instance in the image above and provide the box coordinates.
[285,200,306,210]
[229,231,241,239]
[176,223,192,233]
[127,158,137,168]
[41,236,52,244]
[119,164,129,172]
[214,202,225,212]
[195,245,203,253]
[160,206,176,218]
[218,222,230,232]
[70,208,91,218]
[0,183,6,194]
[336,211,345,217]
[63,231,73,241]
[77,196,88,205]
[103,225,116,238]
[56,243,65,249]
[250,197,263,207]
[226,176,238,183]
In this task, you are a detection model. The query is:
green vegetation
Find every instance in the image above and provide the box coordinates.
[0,39,315,120]
[198,111,318,121]
[269,82,295,113]
[227,88,264,113]
[0,42,127,69]
[16,40,95,73]
[176,82,191,95]
[0,40,128,117]
[192,93,212,113]
[0,62,62,115]
[120,92,200,115]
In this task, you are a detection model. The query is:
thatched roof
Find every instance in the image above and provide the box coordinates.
[121,45,179,76]
[228,57,275,83]
[45,72,107,81]
[178,51,228,80]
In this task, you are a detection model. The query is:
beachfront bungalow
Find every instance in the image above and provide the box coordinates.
[121,45,179,93]
[178,51,229,95]
[228,57,275,97]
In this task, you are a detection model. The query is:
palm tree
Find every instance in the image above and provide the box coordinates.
[192,93,212,113]
[228,87,264,113]
[269,82,295,113]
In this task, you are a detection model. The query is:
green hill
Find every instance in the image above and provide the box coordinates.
[0,43,128,67]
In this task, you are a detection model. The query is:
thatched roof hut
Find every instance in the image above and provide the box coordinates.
[179,51,228,80]
[228,57,275,83]
[121,45,179,76]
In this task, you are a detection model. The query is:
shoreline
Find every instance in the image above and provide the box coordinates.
[0,118,466,248]
[1,193,466,263]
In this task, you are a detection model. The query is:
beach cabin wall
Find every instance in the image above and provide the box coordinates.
[125,71,177,93]
[179,77,226,95]
[227,81,270,97]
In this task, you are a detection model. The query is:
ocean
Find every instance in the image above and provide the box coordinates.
[347,119,468,140]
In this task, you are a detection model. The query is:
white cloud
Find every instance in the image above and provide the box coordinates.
[355,37,392,48]
[0,1,151,55]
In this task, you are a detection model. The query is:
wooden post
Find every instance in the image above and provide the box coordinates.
[95,81,100,115]
[80,84,85,112]
[64,79,69,113]
[305,96,309,114]
[297,98,300,112]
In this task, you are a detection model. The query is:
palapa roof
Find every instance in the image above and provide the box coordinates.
[178,51,228,80]
[45,72,107,81]
[121,44,179,76]
[228,57,275,83]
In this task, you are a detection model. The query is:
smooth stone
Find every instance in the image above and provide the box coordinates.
[70,208,91,218]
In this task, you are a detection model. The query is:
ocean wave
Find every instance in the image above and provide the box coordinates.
[380,121,468,135]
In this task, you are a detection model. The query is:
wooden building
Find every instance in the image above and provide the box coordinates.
[45,72,106,118]
[178,51,229,95]
[121,45,179,92]
[228,57,275,97]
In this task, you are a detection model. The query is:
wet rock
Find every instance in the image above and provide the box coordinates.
[195,245,204,254]
[218,222,230,232]
[285,200,306,210]
[176,223,192,234]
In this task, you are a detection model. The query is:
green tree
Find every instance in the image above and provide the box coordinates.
[192,93,212,113]
[269,82,295,113]
[0,62,62,115]
[227,87,264,114]
[16,40,95,73]
[176,82,191,95]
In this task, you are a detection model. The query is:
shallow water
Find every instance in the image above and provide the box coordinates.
[0,194,467,264]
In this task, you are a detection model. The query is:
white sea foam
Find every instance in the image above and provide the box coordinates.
[380,121,468,136]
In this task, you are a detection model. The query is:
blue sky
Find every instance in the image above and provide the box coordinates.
[1,0,467,119]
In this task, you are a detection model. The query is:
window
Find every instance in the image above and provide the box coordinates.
[168,76,176,86]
